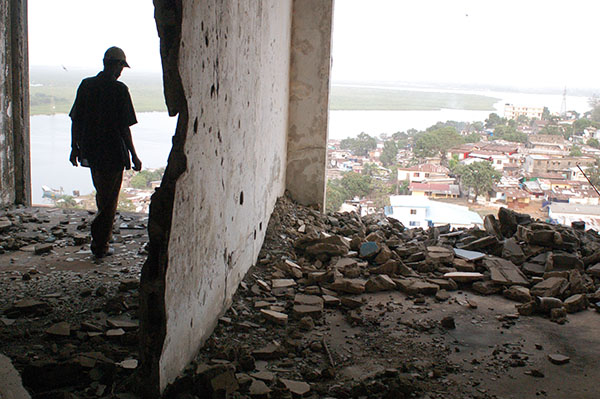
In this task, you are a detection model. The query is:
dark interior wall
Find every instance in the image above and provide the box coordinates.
[0,0,30,206]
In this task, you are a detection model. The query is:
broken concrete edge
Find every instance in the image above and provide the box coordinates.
[138,1,187,398]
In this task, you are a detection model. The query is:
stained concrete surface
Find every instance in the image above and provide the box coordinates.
[0,353,31,399]
[0,207,147,398]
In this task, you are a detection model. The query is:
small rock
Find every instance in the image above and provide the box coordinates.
[359,242,380,258]
[435,289,451,301]
[564,294,588,313]
[441,316,456,329]
[365,274,397,292]
[272,279,297,289]
[298,316,315,331]
[260,309,288,325]
[443,272,484,283]
[34,243,54,255]
[548,354,570,365]
[280,378,311,396]
[503,286,532,303]
[46,322,71,336]
[249,379,271,396]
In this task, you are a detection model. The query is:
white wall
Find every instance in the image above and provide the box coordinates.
[389,206,427,228]
[160,1,293,390]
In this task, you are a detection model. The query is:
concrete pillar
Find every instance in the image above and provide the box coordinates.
[286,0,334,209]
[0,0,31,206]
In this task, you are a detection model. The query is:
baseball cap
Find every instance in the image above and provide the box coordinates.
[103,46,130,67]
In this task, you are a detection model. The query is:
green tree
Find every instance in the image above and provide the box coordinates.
[574,118,594,132]
[380,140,398,167]
[448,154,460,172]
[414,126,464,158]
[325,180,347,213]
[340,172,372,198]
[362,162,378,177]
[463,133,480,143]
[585,166,600,187]
[539,125,563,136]
[339,132,377,156]
[485,113,505,129]
[570,145,583,156]
[325,172,374,213]
[516,114,530,125]
[542,107,551,120]
[129,168,165,189]
[472,121,484,131]
[587,138,600,149]
[493,125,527,143]
[589,96,600,123]
[457,161,501,201]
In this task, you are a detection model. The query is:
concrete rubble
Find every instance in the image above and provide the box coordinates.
[0,206,147,398]
[2,198,600,398]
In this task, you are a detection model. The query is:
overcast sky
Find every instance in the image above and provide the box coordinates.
[29,0,600,90]
[332,0,600,90]
[29,0,162,72]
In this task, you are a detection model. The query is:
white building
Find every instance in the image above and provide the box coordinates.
[504,103,543,120]
[385,195,483,230]
[548,203,600,231]
[397,163,453,184]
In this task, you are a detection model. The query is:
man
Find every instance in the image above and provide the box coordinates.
[69,46,142,258]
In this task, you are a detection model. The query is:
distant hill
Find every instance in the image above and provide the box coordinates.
[330,85,499,111]
[29,66,167,115]
[29,66,501,115]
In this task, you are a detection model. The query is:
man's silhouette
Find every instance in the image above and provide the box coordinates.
[69,46,142,258]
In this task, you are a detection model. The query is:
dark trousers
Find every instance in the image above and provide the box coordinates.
[90,168,123,255]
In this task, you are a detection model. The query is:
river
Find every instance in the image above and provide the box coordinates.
[30,87,592,204]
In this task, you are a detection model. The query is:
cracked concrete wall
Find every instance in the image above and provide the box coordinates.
[140,0,335,395]
[154,1,293,393]
[286,0,334,209]
[0,0,30,206]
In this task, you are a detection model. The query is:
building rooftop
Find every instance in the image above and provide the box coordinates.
[388,195,483,226]
[399,163,450,174]
[549,203,600,216]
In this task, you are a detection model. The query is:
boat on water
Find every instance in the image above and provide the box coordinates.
[41,185,64,200]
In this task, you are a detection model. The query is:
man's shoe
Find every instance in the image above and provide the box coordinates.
[93,247,115,259]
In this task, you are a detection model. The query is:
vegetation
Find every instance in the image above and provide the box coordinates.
[330,86,499,111]
[117,190,137,212]
[129,168,165,189]
[587,138,600,149]
[454,161,501,201]
[413,126,464,158]
[379,141,398,166]
[340,133,377,157]
[326,172,373,213]
[485,113,506,129]
[493,125,527,143]
[54,195,79,209]
[570,146,583,157]
[29,66,167,115]
[585,166,600,187]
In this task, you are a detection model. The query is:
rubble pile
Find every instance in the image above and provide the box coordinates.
[2,199,600,398]
[0,206,147,398]
[177,197,600,399]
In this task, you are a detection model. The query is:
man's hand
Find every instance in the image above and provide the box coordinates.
[132,155,142,171]
[69,149,79,166]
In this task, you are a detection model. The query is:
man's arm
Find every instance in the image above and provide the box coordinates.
[69,121,81,166]
[122,126,142,171]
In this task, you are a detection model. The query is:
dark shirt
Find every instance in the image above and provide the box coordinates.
[69,71,137,170]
